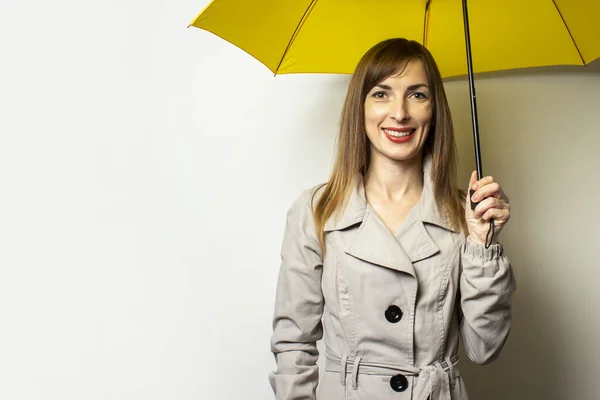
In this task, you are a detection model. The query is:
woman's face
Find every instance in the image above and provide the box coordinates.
[364,58,433,164]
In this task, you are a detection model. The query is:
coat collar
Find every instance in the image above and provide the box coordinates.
[323,156,459,276]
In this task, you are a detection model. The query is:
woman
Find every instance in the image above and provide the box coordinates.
[269,38,516,400]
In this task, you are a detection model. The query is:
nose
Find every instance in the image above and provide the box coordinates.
[391,97,409,122]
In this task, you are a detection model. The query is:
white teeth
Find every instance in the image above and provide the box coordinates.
[383,128,414,137]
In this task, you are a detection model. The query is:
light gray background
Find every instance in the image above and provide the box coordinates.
[1,0,599,399]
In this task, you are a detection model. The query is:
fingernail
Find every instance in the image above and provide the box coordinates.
[472,194,478,202]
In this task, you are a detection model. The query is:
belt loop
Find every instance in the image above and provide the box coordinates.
[445,356,455,389]
[340,354,348,386]
[351,355,362,390]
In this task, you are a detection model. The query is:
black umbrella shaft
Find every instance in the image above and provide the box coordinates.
[461,0,483,180]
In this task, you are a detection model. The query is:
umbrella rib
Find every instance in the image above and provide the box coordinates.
[275,0,319,74]
[551,0,586,64]
[423,0,432,46]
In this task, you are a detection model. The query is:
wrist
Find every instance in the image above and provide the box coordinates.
[467,234,497,247]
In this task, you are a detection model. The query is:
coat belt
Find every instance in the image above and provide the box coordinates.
[325,350,459,400]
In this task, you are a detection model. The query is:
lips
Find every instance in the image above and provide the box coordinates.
[382,127,416,143]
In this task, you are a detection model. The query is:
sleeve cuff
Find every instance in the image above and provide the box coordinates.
[463,236,505,263]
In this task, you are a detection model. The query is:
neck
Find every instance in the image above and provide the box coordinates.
[364,152,424,202]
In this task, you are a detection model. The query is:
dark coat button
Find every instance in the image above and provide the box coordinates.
[390,374,409,392]
[385,305,403,323]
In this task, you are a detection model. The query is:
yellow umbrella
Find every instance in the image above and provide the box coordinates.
[190,0,600,77]
[190,0,600,244]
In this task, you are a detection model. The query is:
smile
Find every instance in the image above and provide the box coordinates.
[382,128,415,137]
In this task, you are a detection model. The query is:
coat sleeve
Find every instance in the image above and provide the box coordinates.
[459,236,516,365]
[269,189,324,400]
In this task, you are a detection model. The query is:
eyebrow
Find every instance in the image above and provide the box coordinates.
[375,83,429,91]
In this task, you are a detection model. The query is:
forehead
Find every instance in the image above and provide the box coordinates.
[380,58,429,86]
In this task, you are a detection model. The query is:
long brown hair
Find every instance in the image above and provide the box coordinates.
[313,38,468,251]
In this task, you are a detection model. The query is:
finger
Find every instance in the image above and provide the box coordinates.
[481,207,511,223]
[473,196,500,219]
[466,171,478,209]
[468,170,477,192]
[471,175,495,191]
[474,197,510,219]
[472,182,505,203]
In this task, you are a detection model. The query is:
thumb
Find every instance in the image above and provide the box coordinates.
[467,170,477,207]
[468,170,478,191]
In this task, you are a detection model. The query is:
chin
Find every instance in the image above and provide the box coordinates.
[382,146,422,163]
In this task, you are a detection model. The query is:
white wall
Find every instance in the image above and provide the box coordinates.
[0,0,598,399]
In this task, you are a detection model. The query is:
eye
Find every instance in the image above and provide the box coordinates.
[372,91,388,99]
[410,91,429,100]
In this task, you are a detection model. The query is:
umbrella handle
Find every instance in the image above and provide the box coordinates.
[469,189,496,249]
[469,190,478,211]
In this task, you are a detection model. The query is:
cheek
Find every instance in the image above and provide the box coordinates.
[365,103,388,124]
[414,103,433,125]
[364,104,383,143]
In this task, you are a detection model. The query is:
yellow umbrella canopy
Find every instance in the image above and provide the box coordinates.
[190,0,600,78]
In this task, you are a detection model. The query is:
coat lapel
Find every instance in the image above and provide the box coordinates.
[417,156,458,234]
[323,156,459,276]
[396,220,440,264]
[345,208,416,277]
[396,156,458,263]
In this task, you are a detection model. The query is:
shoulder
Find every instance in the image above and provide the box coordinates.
[284,183,328,234]
[287,183,328,218]
[283,184,327,252]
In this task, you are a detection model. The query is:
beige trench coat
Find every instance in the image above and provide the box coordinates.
[269,158,516,400]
